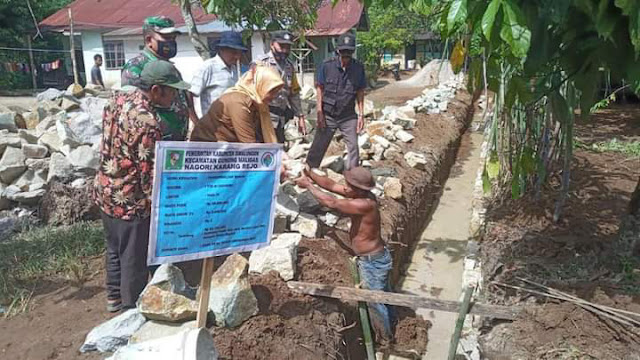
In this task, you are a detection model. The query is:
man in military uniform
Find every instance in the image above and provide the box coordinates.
[254,30,306,143]
[306,33,366,170]
[120,16,197,140]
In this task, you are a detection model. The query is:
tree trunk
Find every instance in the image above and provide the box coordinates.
[179,0,210,60]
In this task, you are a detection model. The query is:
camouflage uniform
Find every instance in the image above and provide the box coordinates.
[120,18,189,141]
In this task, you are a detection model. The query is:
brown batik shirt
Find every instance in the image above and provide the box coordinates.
[94,90,162,220]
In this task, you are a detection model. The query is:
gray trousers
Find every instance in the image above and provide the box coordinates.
[307,116,359,170]
[101,211,150,308]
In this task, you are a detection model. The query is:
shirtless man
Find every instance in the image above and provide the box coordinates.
[296,166,395,342]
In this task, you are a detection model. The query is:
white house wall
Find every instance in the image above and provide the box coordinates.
[80,31,269,89]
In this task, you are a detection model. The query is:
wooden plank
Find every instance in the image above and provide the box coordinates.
[287,281,520,320]
[448,285,474,360]
[196,258,215,328]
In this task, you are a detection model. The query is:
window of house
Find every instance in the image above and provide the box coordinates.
[103,41,125,69]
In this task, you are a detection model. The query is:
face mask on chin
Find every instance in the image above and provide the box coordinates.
[156,40,178,59]
[273,51,289,62]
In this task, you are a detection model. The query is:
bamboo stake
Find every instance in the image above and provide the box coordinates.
[68,8,79,85]
[196,258,215,328]
[492,282,639,328]
[349,258,375,360]
[26,36,37,90]
[516,278,640,325]
[448,286,474,360]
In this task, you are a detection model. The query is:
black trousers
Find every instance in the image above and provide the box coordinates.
[101,211,150,308]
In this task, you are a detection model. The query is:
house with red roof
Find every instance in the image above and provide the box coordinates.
[40,0,368,88]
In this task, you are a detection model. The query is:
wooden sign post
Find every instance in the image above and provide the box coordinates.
[196,257,216,328]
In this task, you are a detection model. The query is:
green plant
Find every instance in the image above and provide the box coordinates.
[0,222,104,315]
[577,138,640,158]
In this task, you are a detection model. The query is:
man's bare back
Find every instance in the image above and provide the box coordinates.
[295,167,384,256]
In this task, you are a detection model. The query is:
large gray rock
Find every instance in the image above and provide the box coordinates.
[396,129,415,143]
[18,129,40,144]
[297,190,322,213]
[383,177,403,200]
[208,253,258,328]
[22,144,48,159]
[7,188,46,206]
[68,145,99,172]
[0,183,12,210]
[371,167,398,178]
[129,320,197,344]
[0,215,19,238]
[80,96,108,124]
[405,151,428,170]
[47,152,73,183]
[287,142,310,160]
[137,285,198,323]
[37,88,64,102]
[61,96,81,111]
[23,112,41,130]
[276,190,299,218]
[0,147,26,184]
[38,131,63,153]
[26,158,50,172]
[69,112,102,145]
[36,112,64,133]
[249,233,302,281]
[291,213,319,238]
[79,308,146,353]
[320,155,345,173]
[371,135,391,149]
[12,169,47,192]
[56,117,82,154]
[0,111,19,132]
[0,131,23,156]
[137,264,198,322]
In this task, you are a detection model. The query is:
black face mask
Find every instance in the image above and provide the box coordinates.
[156,40,177,59]
[273,50,289,62]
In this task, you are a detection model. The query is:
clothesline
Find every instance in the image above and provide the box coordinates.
[0,46,71,53]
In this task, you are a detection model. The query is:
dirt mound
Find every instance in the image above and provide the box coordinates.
[400,60,456,87]
[39,180,99,225]
[479,104,640,358]
[212,272,346,360]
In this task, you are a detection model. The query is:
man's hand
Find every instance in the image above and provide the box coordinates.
[317,111,326,129]
[357,114,365,133]
[295,175,313,189]
[297,115,307,135]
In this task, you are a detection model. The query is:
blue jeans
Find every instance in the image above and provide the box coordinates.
[357,247,396,341]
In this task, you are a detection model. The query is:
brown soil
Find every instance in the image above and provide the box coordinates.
[39,180,99,226]
[479,104,640,359]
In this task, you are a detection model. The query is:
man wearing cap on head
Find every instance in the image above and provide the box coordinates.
[191,31,247,118]
[295,166,395,343]
[306,32,366,171]
[95,60,191,313]
[121,16,197,140]
[254,30,306,143]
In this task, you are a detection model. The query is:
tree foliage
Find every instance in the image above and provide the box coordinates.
[199,0,323,33]
[0,0,72,89]
[357,3,431,74]
[377,0,639,218]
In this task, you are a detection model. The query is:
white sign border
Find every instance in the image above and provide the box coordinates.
[147,141,283,265]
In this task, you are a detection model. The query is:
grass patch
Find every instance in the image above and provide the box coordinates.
[0,221,104,315]
[575,137,640,158]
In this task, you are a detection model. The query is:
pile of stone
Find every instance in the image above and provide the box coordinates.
[0,87,109,211]
[406,79,462,114]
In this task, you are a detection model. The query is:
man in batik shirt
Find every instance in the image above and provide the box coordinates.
[95,60,191,312]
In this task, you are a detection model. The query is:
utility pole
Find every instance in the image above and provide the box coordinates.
[68,8,79,85]
[26,36,37,90]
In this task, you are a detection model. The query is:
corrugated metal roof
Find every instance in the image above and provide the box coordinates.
[307,0,366,37]
[40,0,216,31]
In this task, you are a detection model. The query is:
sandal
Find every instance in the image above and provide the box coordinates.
[106,298,122,313]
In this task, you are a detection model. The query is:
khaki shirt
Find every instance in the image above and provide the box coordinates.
[254,52,303,117]
[190,92,262,143]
